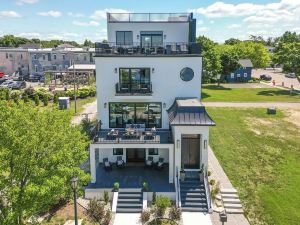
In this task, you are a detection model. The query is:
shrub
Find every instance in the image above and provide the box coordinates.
[0,89,10,100]
[211,181,220,201]
[143,181,149,191]
[155,196,171,216]
[209,179,216,186]
[53,93,58,104]
[86,198,105,223]
[34,94,40,106]
[11,91,20,104]
[155,207,165,217]
[113,182,119,191]
[42,95,48,106]
[152,192,157,205]
[207,170,212,176]
[102,210,112,225]
[24,87,35,98]
[169,206,181,221]
[23,93,29,103]
[103,191,109,204]
[140,210,151,224]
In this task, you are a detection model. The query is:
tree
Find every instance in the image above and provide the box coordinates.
[197,36,222,83]
[217,45,240,78]
[83,39,94,47]
[0,102,90,224]
[224,38,241,45]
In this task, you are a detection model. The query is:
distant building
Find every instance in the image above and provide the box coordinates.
[226,59,253,83]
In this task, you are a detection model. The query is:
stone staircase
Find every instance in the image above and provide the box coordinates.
[180,177,208,212]
[116,189,143,213]
[221,188,243,214]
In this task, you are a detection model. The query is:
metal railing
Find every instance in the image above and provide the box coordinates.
[175,167,181,208]
[108,13,192,23]
[204,170,212,213]
[115,82,152,95]
[95,42,201,56]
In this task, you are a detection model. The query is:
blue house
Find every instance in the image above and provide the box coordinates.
[226,59,253,83]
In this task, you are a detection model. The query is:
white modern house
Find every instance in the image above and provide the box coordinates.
[86,12,215,213]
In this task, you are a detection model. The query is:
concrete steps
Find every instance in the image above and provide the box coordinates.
[116,189,142,213]
[221,188,244,214]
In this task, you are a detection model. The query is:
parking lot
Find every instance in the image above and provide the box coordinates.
[253,68,300,91]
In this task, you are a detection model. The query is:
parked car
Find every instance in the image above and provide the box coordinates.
[260,74,272,81]
[0,72,5,78]
[0,80,14,89]
[285,73,296,78]
[11,81,26,90]
[25,74,45,82]
[0,78,8,85]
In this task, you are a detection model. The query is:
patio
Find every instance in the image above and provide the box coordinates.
[86,164,175,192]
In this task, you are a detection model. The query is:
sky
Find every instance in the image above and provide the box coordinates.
[0,0,299,43]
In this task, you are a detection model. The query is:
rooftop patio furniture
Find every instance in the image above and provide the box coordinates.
[145,156,154,168]
[145,127,156,140]
[103,158,112,171]
[107,129,118,140]
[155,158,164,171]
[116,156,125,168]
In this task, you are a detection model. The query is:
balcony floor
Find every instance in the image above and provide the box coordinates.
[86,164,174,192]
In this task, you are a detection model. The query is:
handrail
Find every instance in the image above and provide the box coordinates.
[204,170,212,213]
[176,167,181,208]
[175,168,178,207]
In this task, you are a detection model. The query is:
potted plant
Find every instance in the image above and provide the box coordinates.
[113,182,119,192]
[180,165,185,181]
[142,181,149,192]
[199,164,204,181]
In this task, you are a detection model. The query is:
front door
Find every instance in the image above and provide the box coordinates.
[126,148,146,162]
[181,134,200,169]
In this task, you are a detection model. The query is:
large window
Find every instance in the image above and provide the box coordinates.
[109,102,162,128]
[141,31,163,47]
[119,68,150,85]
[116,31,133,45]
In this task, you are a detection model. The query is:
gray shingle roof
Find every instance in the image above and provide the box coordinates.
[167,98,215,126]
[238,59,253,68]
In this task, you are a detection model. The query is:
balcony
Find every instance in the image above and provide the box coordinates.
[94,42,201,56]
[93,129,173,144]
[115,82,152,96]
[107,13,193,23]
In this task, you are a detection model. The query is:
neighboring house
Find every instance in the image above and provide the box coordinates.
[86,12,215,214]
[226,59,253,83]
[0,48,30,76]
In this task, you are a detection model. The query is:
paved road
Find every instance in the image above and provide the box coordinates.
[203,102,300,108]
[253,68,300,91]
[71,100,97,125]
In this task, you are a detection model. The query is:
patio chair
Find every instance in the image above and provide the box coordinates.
[145,156,154,168]
[103,158,112,171]
[116,156,125,168]
[155,158,164,171]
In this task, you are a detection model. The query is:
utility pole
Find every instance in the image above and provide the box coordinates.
[73,57,77,114]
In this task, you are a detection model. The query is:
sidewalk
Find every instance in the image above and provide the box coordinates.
[182,212,212,225]
[208,146,250,225]
[71,100,97,125]
[113,213,141,225]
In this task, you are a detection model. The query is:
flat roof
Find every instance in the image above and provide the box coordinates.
[68,64,96,70]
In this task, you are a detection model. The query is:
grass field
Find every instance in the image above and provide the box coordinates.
[202,85,300,102]
[207,108,300,225]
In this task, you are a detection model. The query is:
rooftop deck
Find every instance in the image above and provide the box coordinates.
[86,164,175,192]
[94,129,173,144]
[107,13,193,23]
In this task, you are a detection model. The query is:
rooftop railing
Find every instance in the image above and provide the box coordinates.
[95,42,201,56]
[115,82,152,96]
[108,13,193,23]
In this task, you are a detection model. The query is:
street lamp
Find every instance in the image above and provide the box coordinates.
[70,177,78,225]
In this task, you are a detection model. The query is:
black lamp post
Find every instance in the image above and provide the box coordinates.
[219,210,227,225]
[70,176,78,225]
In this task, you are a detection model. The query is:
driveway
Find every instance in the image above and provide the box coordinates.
[253,68,300,91]
[71,100,97,125]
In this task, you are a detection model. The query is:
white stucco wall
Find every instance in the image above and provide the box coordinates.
[95,56,202,129]
[107,22,190,43]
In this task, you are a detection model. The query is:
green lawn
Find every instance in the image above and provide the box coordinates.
[69,97,96,114]
[207,108,300,225]
[202,85,300,102]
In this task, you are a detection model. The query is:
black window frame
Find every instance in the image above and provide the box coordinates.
[113,148,123,155]
[109,102,162,128]
[116,31,133,45]
[148,148,158,155]
[119,68,151,85]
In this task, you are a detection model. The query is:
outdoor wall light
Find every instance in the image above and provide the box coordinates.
[104,103,107,108]
[176,139,180,149]
[163,103,166,108]
[114,68,118,73]
[152,68,155,73]
[204,140,208,150]
[137,34,140,40]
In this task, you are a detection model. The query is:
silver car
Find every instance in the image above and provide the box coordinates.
[285,73,296,78]
[0,80,14,89]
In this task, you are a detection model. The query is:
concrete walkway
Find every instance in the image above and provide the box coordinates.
[182,212,212,225]
[71,100,97,125]
[113,213,141,225]
[208,146,250,225]
[203,102,300,108]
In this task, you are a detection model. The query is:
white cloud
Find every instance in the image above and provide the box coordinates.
[73,20,100,27]
[227,24,241,29]
[0,11,22,18]
[198,27,210,32]
[90,8,131,20]
[16,0,38,5]
[197,20,204,25]
[210,20,215,24]
[67,12,85,18]
[37,10,62,18]
[18,32,41,38]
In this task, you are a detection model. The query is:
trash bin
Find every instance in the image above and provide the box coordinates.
[58,97,70,110]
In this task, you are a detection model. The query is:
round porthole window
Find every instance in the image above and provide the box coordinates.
[180,67,194,82]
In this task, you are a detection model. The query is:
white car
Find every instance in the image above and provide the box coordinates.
[285,73,296,78]
[0,80,14,88]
